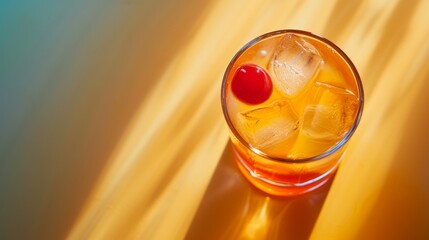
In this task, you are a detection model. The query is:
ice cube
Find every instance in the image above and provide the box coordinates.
[270,33,322,97]
[302,105,342,140]
[302,82,359,141]
[238,100,299,148]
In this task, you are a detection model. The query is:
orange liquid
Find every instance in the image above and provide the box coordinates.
[223,31,362,196]
[231,134,344,196]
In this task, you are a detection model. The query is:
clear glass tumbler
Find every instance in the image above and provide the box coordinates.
[221,30,364,196]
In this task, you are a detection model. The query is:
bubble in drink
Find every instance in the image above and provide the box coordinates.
[238,100,299,148]
[270,33,322,97]
[302,82,359,141]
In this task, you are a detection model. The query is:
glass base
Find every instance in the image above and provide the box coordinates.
[234,153,336,197]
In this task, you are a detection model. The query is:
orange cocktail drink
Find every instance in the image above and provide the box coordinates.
[221,30,363,196]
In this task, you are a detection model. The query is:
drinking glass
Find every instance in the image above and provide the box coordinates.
[221,30,364,196]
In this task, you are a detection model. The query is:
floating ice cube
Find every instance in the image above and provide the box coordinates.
[270,33,322,97]
[302,82,359,141]
[302,105,342,140]
[238,100,299,148]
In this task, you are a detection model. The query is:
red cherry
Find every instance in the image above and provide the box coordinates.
[231,64,273,105]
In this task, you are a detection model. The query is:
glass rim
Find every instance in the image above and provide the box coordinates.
[221,29,364,163]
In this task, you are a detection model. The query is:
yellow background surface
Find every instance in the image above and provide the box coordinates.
[1,0,429,239]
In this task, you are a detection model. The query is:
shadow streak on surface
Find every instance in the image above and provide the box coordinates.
[356,64,429,239]
[322,0,364,40]
[0,1,215,239]
[362,0,420,96]
[185,142,334,240]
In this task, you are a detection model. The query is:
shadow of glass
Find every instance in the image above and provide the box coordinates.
[185,142,334,240]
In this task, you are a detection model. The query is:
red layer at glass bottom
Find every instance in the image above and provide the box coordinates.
[234,154,336,197]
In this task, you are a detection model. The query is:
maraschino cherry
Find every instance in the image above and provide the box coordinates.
[231,64,273,105]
